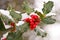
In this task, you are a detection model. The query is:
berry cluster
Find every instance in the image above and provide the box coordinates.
[24,15,40,30]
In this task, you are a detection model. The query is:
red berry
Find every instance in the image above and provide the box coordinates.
[35,22,39,25]
[36,19,40,22]
[29,19,33,22]
[34,16,38,19]
[33,24,36,28]
[24,18,30,22]
[30,24,36,30]
[10,22,15,27]
[30,25,34,30]
[10,22,16,32]
[30,22,34,25]
[2,38,7,40]
[31,15,38,19]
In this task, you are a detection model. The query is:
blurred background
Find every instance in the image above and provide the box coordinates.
[0,0,34,11]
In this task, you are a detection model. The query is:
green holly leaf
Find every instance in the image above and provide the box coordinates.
[42,16,56,24]
[1,14,12,25]
[42,1,54,14]
[7,32,15,40]
[7,6,22,23]
[17,22,29,32]
[22,1,34,15]
[35,11,45,19]
[37,31,41,35]
[10,9,22,23]
[7,23,29,40]
[0,16,6,31]
[37,31,47,37]
[35,27,47,37]
[7,31,23,40]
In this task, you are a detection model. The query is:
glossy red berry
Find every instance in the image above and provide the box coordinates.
[30,22,34,25]
[2,38,7,40]
[35,22,39,25]
[30,25,34,30]
[33,24,36,28]
[10,22,15,27]
[24,18,30,22]
[31,15,38,19]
